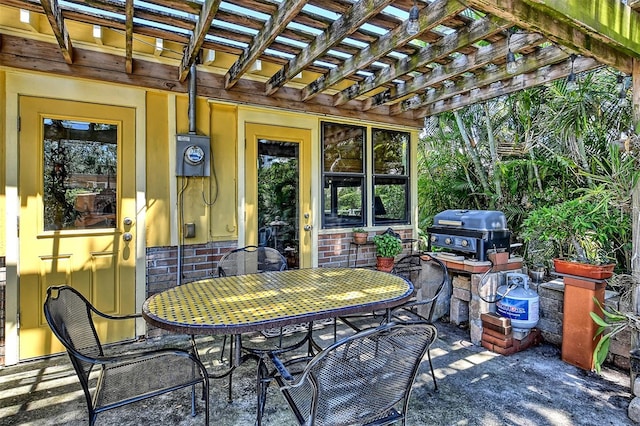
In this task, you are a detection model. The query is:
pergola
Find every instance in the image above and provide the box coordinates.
[0,0,638,129]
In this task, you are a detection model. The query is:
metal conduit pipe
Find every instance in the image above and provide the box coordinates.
[178,63,198,286]
[188,62,197,134]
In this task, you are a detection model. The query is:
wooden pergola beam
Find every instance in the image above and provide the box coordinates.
[300,0,467,101]
[367,31,544,111]
[225,0,307,89]
[178,0,221,82]
[332,15,511,107]
[264,0,393,95]
[0,34,422,128]
[415,56,600,116]
[392,44,570,115]
[521,0,640,56]
[39,0,73,64]
[468,0,634,74]
[125,0,133,74]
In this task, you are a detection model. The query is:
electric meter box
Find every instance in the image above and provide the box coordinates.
[176,134,211,177]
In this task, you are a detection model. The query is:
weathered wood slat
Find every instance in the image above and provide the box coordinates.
[367,31,545,111]
[225,0,308,89]
[468,0,634,74]
[334,15,513,108]
[390,44,570,115]
[125,0,133,74]
[39,0,73,63]
[264,0,394,95]
[178,0,221,82]
[0,34,422,127]
[417,56,601,116]
[300,0,466,101]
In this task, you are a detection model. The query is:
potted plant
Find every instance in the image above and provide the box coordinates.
[521,198,618,279]
[352,228,368,245]
[373,231,403,272]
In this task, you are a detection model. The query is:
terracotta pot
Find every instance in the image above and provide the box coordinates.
[353,232,368,245]
[376,256,395,272]
[553,258,615,279]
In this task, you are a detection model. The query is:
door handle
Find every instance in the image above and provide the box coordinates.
[123,217,133,226]
[304,225,313,231]
[123,232,133,242]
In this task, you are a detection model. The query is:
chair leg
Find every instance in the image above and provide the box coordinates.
[427,349,438,391]
[256,357,271,426]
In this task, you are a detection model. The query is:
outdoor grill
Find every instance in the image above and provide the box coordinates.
[427,209,511,261]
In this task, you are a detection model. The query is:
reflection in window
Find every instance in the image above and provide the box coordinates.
[43,119,117,231]
[322,122,366,228]
[321,123,411,229]
[373,129,410,225]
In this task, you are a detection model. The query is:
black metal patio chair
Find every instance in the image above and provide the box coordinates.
[216,245,289,353]
[43,285,209,426]
[217,245,287,276]
[385,253,449,390]
[268,321,438,426]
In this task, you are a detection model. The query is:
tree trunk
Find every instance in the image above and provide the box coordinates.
[454,111,492,198]
[484,104,503,201]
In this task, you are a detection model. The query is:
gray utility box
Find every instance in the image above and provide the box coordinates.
[176,134,211,177]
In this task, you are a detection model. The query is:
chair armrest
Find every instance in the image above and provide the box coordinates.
[90,308,143,321]
[71,346,201,367]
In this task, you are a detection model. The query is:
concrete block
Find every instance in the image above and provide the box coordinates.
[470,318,483,345]
[450,297,469,325]
[452,275,471,291]
[452,287,471,302]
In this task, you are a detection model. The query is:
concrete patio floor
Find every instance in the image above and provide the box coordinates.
[0,319,635,426]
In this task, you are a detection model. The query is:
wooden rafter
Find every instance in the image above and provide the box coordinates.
[300,0,467,101]
[416,56,601,116]
[467,0,635,74]
[392,44,571,116]
[264,0,394,95]
[331,15,512,108]
[225,0,308,89]
[365,31,545,111]
[39,0,73,64]
[178,0,221,82]
[125,0,133,74]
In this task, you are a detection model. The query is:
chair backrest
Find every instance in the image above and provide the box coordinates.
[258,226,273,247]
[393,254,449,322]
[293,322,437,426]
[218,245,287,276]
[43,285,104,390]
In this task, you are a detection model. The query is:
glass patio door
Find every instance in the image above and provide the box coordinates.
[245,124,311,269]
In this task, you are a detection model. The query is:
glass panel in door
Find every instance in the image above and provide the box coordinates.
[258,140,300,268]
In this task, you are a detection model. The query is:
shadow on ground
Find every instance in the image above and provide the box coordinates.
[0,320,634,426]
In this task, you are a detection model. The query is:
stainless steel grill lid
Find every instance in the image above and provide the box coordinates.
[427,210,511,261]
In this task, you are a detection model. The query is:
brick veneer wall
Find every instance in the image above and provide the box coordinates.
[317,229,415,268]
[146,241,236,338]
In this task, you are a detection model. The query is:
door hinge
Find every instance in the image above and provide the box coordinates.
[16,312,20,330]
[17,116,21,132]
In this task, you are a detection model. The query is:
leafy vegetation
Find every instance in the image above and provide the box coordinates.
[418,67,637,274]
[373,233,403,258]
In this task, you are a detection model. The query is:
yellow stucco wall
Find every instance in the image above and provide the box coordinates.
[145,92,172,247]
[0,71,5,257]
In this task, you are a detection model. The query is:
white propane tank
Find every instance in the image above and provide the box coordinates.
[496,273,539,331]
